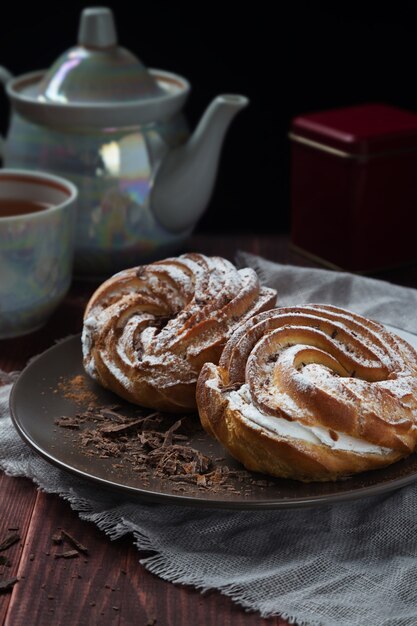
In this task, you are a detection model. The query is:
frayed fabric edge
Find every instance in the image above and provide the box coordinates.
[139,550,318,625]
[235,250,278,289]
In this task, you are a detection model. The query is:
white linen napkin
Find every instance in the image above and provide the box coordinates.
[2,253,417,626]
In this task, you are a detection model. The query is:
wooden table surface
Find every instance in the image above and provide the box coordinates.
[2,233,417,626]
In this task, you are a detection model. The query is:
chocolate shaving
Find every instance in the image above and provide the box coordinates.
[55,395,270,495]
[162,419,183,447]
[147,445,212,477]
[0,533,20,551]
[60,531,88,555]
[99,408,125,421]
[0,577,18,593]
[0,556,10,567]
[100,418,145,437]
[54,550,79,559]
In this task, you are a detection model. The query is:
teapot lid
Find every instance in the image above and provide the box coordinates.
[37,7,165,104]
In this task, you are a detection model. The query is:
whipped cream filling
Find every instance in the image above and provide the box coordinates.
[225,384,393,456]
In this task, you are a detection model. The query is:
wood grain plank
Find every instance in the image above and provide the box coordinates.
[5,491,134,626]
[4,488,292,626]
[0,475,38,624]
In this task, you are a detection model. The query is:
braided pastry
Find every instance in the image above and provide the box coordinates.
[196,305,417,481]
[82,253,277,411]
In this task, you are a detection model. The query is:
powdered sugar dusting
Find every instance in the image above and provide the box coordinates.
[100,351,134,391]
[82,253,276,409]
[219,304,417,452]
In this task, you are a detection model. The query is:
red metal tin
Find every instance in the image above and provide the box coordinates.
[290,103,417,272]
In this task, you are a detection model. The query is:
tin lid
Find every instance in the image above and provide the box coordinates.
[36,7,164,104]
[290,103,417,157]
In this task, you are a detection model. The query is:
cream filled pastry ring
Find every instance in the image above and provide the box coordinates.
[196,304,417,481]
[82,253,277,412]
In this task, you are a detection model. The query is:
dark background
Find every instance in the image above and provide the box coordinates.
[0,1,415,233]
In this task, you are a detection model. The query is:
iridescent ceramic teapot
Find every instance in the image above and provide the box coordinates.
[0,7,248,276]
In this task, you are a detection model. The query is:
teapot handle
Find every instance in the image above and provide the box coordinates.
[0,66,13,160]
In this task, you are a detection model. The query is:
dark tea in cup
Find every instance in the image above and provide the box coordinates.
[0,169,78,338]
[0,198,51,218]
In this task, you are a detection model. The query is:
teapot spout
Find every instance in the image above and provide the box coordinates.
[151,94,249,233]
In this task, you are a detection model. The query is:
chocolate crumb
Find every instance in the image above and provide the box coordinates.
[0,533,20,552]
[266,354,279,364]
[329,430,339,441]
[251,480,269,487]
[0,578,18,593]
[54,416,80,430]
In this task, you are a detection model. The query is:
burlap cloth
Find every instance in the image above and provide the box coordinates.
[2,252,417,626]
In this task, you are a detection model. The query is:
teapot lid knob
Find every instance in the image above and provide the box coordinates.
[36,4,166,104]
[78,7,117,48]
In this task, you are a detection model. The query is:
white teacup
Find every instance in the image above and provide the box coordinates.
[0,169,78,338]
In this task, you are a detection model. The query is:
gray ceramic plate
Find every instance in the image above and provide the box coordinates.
[9,327,417,509]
